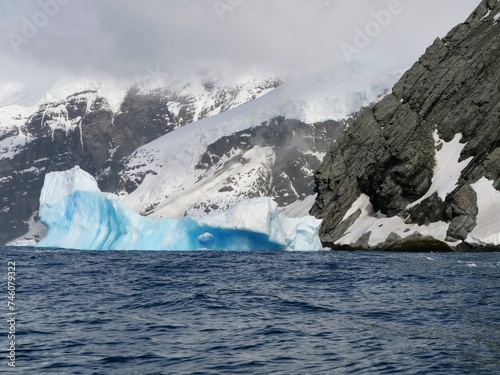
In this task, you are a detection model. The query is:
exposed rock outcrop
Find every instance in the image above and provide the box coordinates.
[312,0,500,250]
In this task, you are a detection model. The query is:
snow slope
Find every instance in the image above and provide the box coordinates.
[138,69,284,124]
[467,178,500,246]
[407,132,473,209]
[0,105,37,160]
[120,61,404,218]
[36,167,323,251]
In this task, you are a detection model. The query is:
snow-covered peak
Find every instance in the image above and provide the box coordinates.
[40,78,131,113]
[134,60,404,153]
[0,104,37,129]
[19,69,284,119]
[135,68,285,123]
[138,67,284,93]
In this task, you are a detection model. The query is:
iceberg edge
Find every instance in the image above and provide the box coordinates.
[36,167,323,251]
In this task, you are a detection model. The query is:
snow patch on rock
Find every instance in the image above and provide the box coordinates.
[407,131,472,209]
[337,194,449,247]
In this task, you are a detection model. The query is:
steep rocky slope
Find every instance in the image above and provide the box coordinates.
[312,0,500,250]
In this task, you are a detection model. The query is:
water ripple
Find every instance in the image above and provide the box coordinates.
[1,248,499,374]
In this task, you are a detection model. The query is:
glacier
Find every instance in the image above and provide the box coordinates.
[36,167,323,251]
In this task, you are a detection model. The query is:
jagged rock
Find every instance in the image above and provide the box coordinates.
[312,0,500,250]
[483,147,500,189]
[445,184,478,241]
[352,232,372,250]
[379,233,453,253]
[405,192,447,226]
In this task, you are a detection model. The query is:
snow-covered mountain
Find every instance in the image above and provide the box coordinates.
[0,70,284,163]
[137,70,285,127]
[118,62,402,219]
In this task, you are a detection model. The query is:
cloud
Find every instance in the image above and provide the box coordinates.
[0,0,481,91]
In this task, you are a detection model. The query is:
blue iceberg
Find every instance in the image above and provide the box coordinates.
[36,167,323,251]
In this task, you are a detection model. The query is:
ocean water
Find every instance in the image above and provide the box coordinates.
[1,247,499,374]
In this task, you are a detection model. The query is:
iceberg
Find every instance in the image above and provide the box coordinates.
[36,167,323,251]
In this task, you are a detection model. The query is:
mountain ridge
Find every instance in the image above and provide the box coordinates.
[117,62,401,219]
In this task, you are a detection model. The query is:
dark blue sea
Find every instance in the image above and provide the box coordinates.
[1,247,499,374]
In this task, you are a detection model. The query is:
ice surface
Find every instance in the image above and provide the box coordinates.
[36,167,323,251]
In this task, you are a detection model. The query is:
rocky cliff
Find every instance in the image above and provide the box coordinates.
[312,0,500,250]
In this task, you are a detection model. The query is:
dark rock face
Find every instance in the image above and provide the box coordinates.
[312,0,500,248]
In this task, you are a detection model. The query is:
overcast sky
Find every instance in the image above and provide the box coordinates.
[0,0,480,103]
